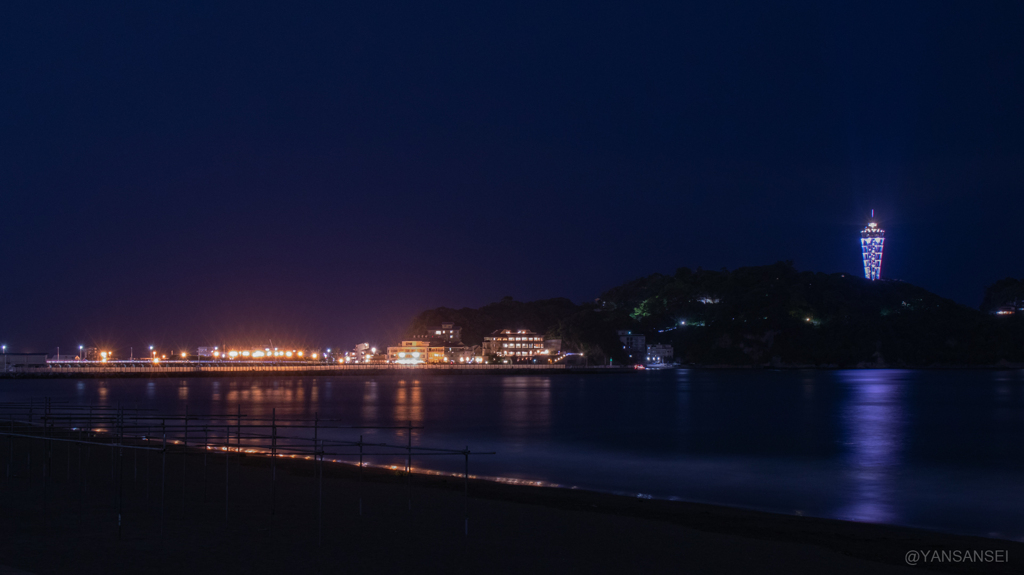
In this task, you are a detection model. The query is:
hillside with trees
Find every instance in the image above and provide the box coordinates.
[407,262,1024,367]
[404,296,581,347]
[981,278,1024,314]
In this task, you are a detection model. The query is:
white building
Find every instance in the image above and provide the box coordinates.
[482,329,546,359]
[645,344,673,365]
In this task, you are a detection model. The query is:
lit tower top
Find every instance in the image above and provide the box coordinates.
[860,210,884,281]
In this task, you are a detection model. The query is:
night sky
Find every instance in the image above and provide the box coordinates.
[2,2,1022,353]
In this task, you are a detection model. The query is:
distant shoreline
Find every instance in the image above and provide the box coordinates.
[0,365,637,379]
[3,363,1023,380]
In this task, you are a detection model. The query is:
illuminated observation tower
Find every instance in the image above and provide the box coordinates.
[860,210,884,281]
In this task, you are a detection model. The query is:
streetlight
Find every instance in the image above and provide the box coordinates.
[79,345,83,361]
[2,345,5,372]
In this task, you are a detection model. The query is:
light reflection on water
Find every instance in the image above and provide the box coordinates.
[501,377,551,440]
[362,380,378,422]
[393,380,424,437]
[4,370,1024,540]
[837,370,906,524]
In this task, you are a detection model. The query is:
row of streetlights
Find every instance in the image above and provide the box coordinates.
[0,343,343,364]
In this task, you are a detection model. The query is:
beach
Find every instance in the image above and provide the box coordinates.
[0,434,1017,575]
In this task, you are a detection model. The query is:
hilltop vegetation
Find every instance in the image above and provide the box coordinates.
[407,262,1024,367]
[404,296,580,347]
[981,277,1024,314]
[592,262,1024,366]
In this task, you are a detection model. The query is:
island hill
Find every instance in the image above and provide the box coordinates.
[406,261,1024,368]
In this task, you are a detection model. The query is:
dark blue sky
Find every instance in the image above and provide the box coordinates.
[2,1,1022,353]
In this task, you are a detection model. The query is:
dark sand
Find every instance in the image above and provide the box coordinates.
[0,435,1017,574]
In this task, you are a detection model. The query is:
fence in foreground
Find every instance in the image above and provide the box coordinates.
[0,399,492,545]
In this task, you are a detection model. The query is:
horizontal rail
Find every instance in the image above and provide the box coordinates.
[0,431,164,451]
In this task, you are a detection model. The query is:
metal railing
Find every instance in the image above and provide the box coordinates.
[0,399,493,545]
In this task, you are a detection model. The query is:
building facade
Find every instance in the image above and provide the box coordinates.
[386,341,476,363]
[415,322,463,345]
[387,341,432,364]
[645,344,673,364]
[437,345,477,363]
[861,214,885,281]
[482,329,545,359]
[617,330,646,364]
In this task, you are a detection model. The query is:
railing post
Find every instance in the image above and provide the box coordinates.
[358,434,363,516]
[43,398,50,512]
[407,420,412,510]
[78,423,82,494]
[132,410,138,487]
[84,433,91,497]
[313,412,319,542]
[160,419,166,543]
[203,426,208,503]
[67,414,72,481]
[464,447,469,536]
[117,406,124,541]
[182,403,188,515]
[44,397,50,482]
[271,407,276,527]
[318,439,323,548]
[27,402,32,482]
[110,406,116,480]
[225,427,230,523]
[7,414,13,480]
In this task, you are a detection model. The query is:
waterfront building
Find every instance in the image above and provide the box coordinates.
[387,341,432,364]
[861,212,885,281]
[211,347,314,360]
[482,329,546,359]
[645,344,673,364]
[341,344,385,363]
[435,344,476,363]
[544,339,562,354]
[415,322,463,344]
[617,330,646,364]
[385,340,476,364]
[352,343,373,361]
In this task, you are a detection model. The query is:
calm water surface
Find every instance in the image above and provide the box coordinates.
[3,369,1023,540]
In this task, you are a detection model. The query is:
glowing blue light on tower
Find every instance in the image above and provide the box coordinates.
[860,211,884,281]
